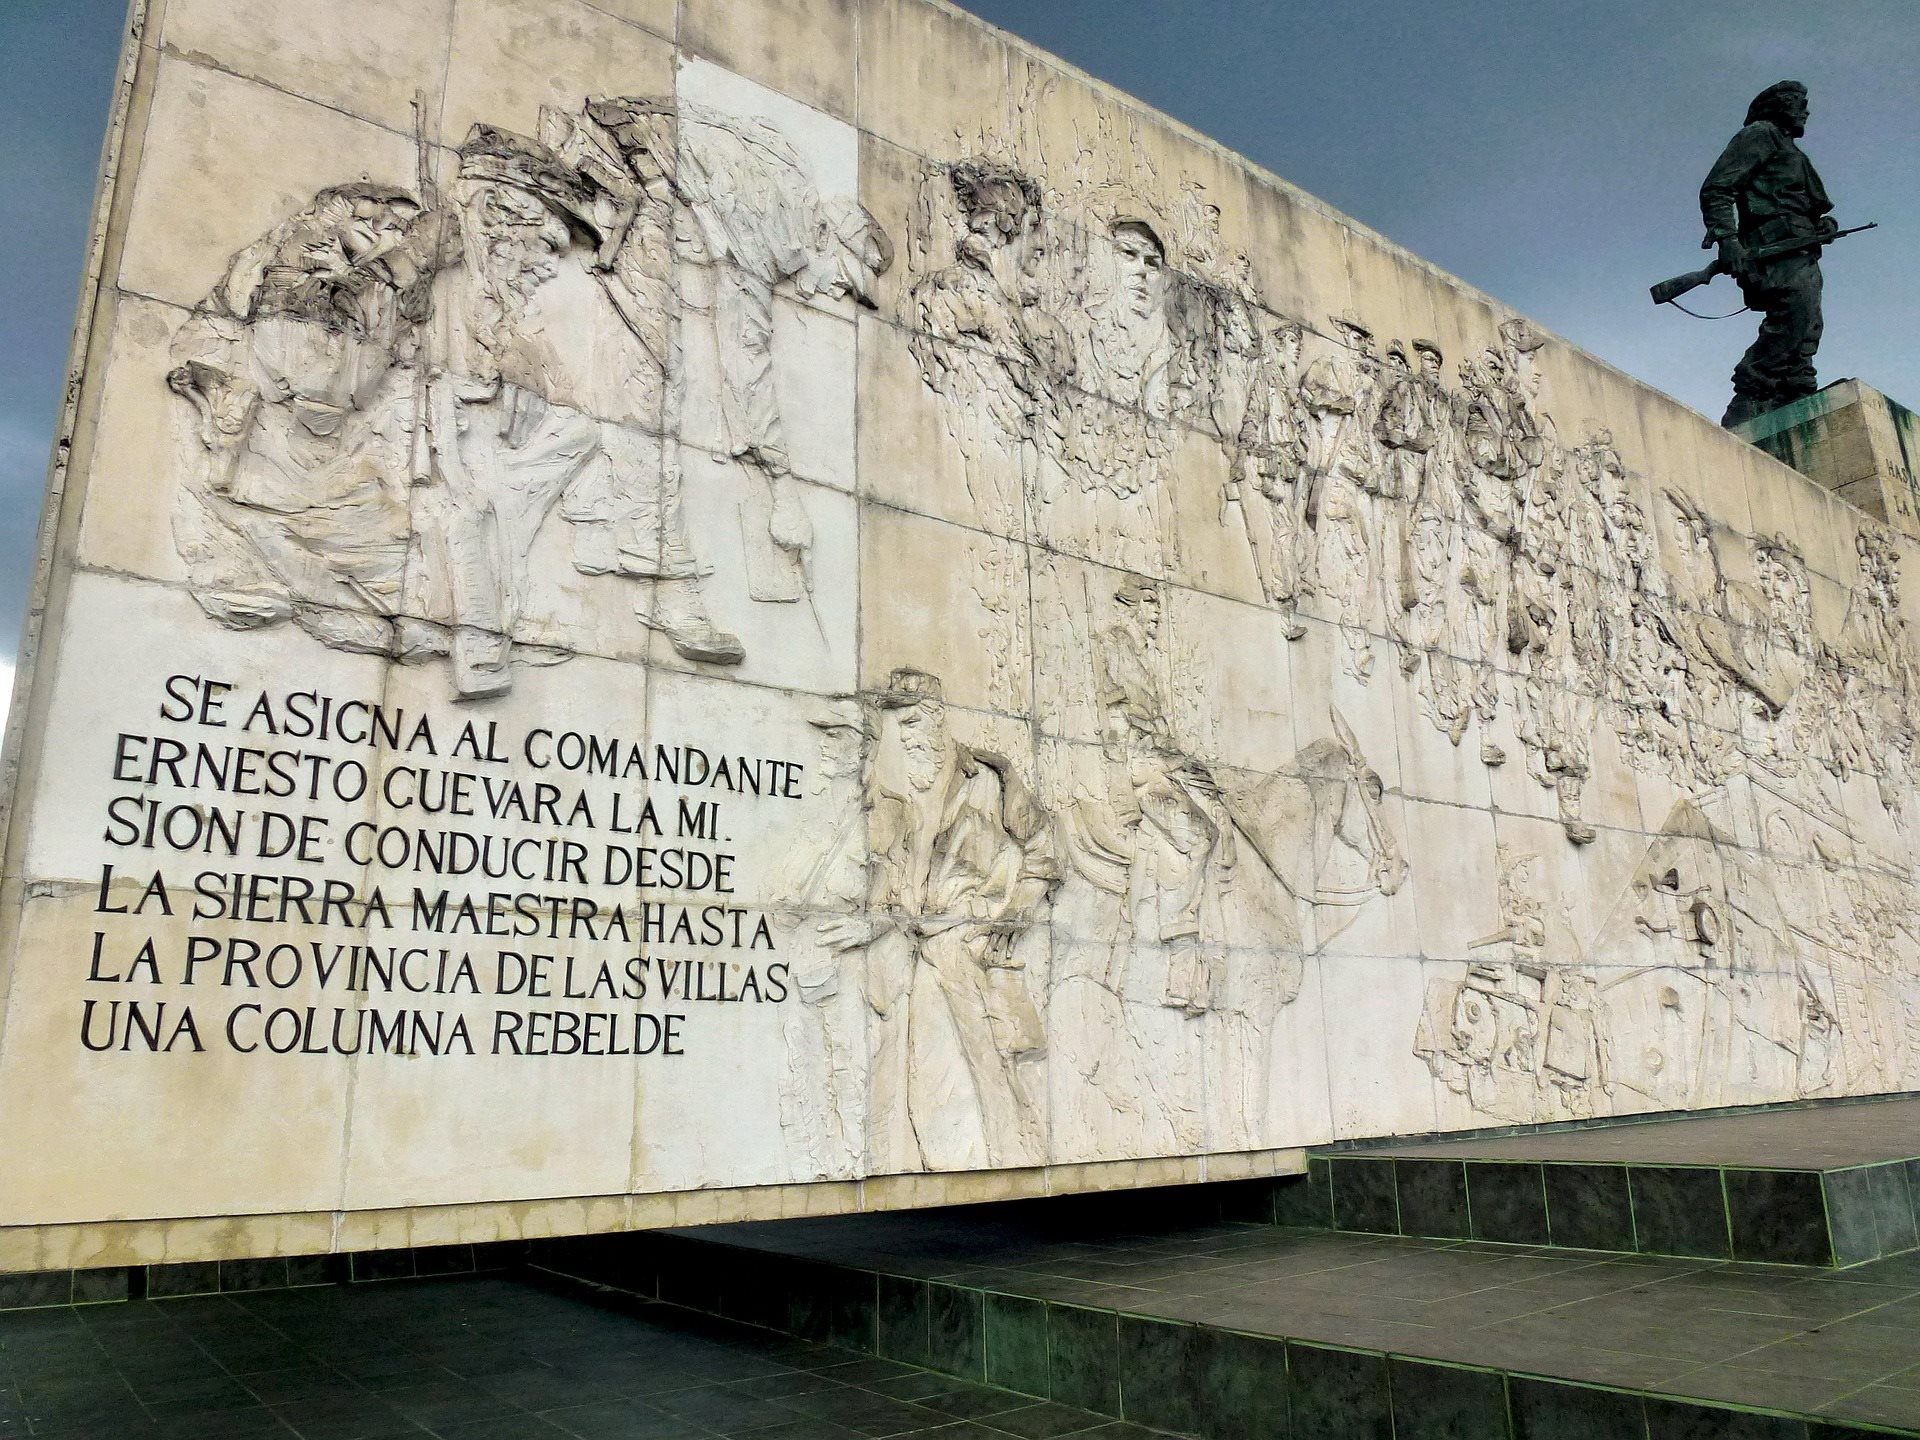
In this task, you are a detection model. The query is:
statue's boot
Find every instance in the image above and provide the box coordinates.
[1722,391,1774,428]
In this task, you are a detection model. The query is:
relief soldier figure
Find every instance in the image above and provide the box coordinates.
[1227,318,1311,638]
[583,95,893,603]
[908,159,1056,534]
[1456,350,1524,765]
[1373,340,1438,662]
[1701,81,1836,426]
[1300,312,1383,677]
[819,669,1058,1174]
[1400,339,1475,737]
[167,184,443,661]
[431,122,760,690]
[1093,578,1235,1017]
[1039,214,1179,576]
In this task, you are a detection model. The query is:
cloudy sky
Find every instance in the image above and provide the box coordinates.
[1,0,1915,699]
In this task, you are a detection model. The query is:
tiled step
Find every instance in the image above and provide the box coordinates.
[1304,1152,1920,1267]
[529,1197,1920,1439]
[0,1241,518,1311]
[1295,1099,1920,1268]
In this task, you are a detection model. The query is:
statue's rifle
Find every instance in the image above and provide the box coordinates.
[1650,222,1877,310]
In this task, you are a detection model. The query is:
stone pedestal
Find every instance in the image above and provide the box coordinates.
[1735,379,1920,538]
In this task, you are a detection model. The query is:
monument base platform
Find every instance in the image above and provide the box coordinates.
[1734,380,1920,539]
[1316,1095,1920,1267]
[554,1204,1920,1437]
[518,1099,1920,1438]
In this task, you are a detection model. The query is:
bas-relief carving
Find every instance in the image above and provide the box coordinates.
[1411,784,1917,1125]
[1035,576,1403,1156]
[769,702,869,1180]
[169,94,890,696]
[1413,845,1613,1123]
[142,56,1920,1177]
[778,672,1056,1177]
[771,605,1404,1169]
[901,145,1920,1136]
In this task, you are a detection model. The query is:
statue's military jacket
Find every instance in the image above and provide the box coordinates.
[1700,119,1833,249]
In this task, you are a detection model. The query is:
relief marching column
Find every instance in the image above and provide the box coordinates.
[890,133,1920,1138]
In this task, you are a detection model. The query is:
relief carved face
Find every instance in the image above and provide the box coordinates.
[1857,532,1900,611]
[1273,326,1303,371]
[1336,324,1382,366]
[476,186,570,293]
[1662,499,1716,590]
[1759,549,1811,620]
[892,699,949,794]
[1121,588,1163,647]
[1110,221,1167,319]
[341,196,423,267]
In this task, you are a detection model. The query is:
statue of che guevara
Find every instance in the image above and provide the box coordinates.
[1700,80,1836,428]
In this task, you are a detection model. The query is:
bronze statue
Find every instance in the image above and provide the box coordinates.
[1700,81,1836,427]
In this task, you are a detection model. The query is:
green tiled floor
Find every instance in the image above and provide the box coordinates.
[0,1275,1165,1438]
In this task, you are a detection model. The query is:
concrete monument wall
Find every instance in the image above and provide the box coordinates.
[3,0,1918,1269]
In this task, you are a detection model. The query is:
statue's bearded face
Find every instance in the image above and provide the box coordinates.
[1760,553,1808,614]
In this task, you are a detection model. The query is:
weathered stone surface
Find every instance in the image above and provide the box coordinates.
[1739,380,1920,540]
[4,0,1920,1265]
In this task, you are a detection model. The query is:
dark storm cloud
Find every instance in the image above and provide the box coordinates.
[0,0,1914,670]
